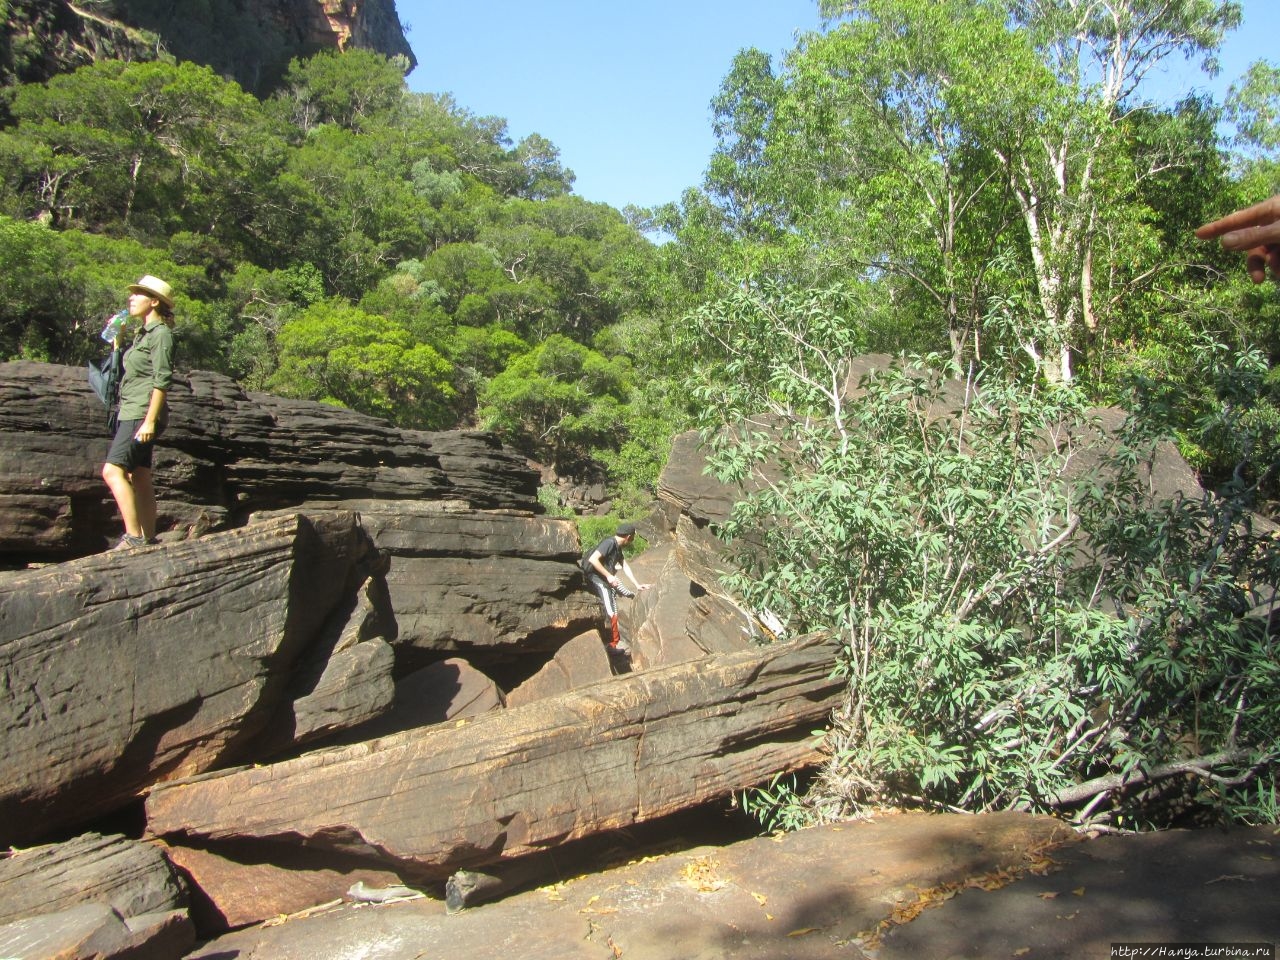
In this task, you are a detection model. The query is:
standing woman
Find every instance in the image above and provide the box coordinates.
[102,275,176,550]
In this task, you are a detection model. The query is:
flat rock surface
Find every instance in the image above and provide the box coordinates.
[875,821,1280,960]
[181,812,1280,960]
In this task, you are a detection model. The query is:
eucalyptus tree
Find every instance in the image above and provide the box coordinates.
[706,48,787,245]
[769,0,1034,366]
[986,0,1241,381]
[689,0,1242,381]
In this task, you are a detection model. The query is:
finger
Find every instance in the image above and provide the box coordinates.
[1246,252,1267,284]
[1217,222,1280,252]
[1196,195,1280,240]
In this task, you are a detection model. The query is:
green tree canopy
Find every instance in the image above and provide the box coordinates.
[269,299,455,428]
[479,333,634,467]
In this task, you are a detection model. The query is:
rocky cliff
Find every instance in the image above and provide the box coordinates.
[2,0,415,95]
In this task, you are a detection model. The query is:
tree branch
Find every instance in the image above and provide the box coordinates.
[1049,748,1267,807]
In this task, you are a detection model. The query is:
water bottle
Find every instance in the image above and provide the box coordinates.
[99,309,128,343]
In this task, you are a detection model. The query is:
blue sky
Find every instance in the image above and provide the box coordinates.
[398,0,1279,212]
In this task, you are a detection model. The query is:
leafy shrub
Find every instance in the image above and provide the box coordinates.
[692,285,1278,829]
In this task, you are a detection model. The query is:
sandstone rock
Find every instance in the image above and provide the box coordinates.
[6,0,414,97]
[258,638,397,758]
[623,542,759,670]
[0,834,185,928]
[327,657,506,745]
[325,500,599,659]
[655,430,742,527]
[178,811,1079,960]
[0,363,540,564]
[0,902,193,960]
[160,841,409,934]
[388,658,507,726]
[0,512,369,845]
[145,635,844,877]
[505,632,613,708]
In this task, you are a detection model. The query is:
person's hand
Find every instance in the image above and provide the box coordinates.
[1195,195,1280,283]
[135,421,155,443]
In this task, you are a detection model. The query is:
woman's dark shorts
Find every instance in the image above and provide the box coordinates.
[106,418,158,470]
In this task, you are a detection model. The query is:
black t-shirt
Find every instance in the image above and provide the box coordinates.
[582,535,623,580]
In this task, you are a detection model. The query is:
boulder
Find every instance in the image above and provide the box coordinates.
[0,512,373,845]
[313,500,600,659]
[145,635,844,878]
[257,637,397,758]
[0,903,193,960]
[505,631,613,708]
[330,658,506,744]
[623,542,759,669]
[159,841,409,934]
[0,362,540,562]
[0,833,186,928]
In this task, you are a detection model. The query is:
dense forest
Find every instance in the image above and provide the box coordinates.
[1,0,1277,828]
[0,44,678,519]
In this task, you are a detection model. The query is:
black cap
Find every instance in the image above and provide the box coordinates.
[616,522,637,537]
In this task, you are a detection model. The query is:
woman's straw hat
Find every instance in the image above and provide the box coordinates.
[127,275,174,309]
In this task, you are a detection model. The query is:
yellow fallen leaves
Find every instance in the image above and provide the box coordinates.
[578,893,618,917]
[856,840,1074,954]
[680,855,727,892]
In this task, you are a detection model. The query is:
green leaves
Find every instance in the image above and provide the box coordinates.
[270,299,455,428]
[706,328,1277,828]
[478,334,635,467]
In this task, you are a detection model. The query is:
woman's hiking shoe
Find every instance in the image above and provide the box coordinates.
[112,533,148,551]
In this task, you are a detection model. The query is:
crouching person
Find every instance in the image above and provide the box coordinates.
[582,522,650,660]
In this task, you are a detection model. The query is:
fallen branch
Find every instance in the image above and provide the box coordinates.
[1049,748,1264,808]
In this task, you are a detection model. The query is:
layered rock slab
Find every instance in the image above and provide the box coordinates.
[181,812,1074,960]
[146,634,844,877]
[0,512,371,845]
[280,500,600,657]
[0,903,193,960]
[0,363,540,562]
[0,833,186,928]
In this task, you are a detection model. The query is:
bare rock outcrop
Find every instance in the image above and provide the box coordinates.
[0,358,854,947]
[3,0,414,96]
[145,634,843,878]
[0,362,538,563]
[0,511,379,845]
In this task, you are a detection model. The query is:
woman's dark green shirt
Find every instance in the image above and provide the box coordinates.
[118,320,175,421]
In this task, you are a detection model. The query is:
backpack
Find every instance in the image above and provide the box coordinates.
[87,348,124,434]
